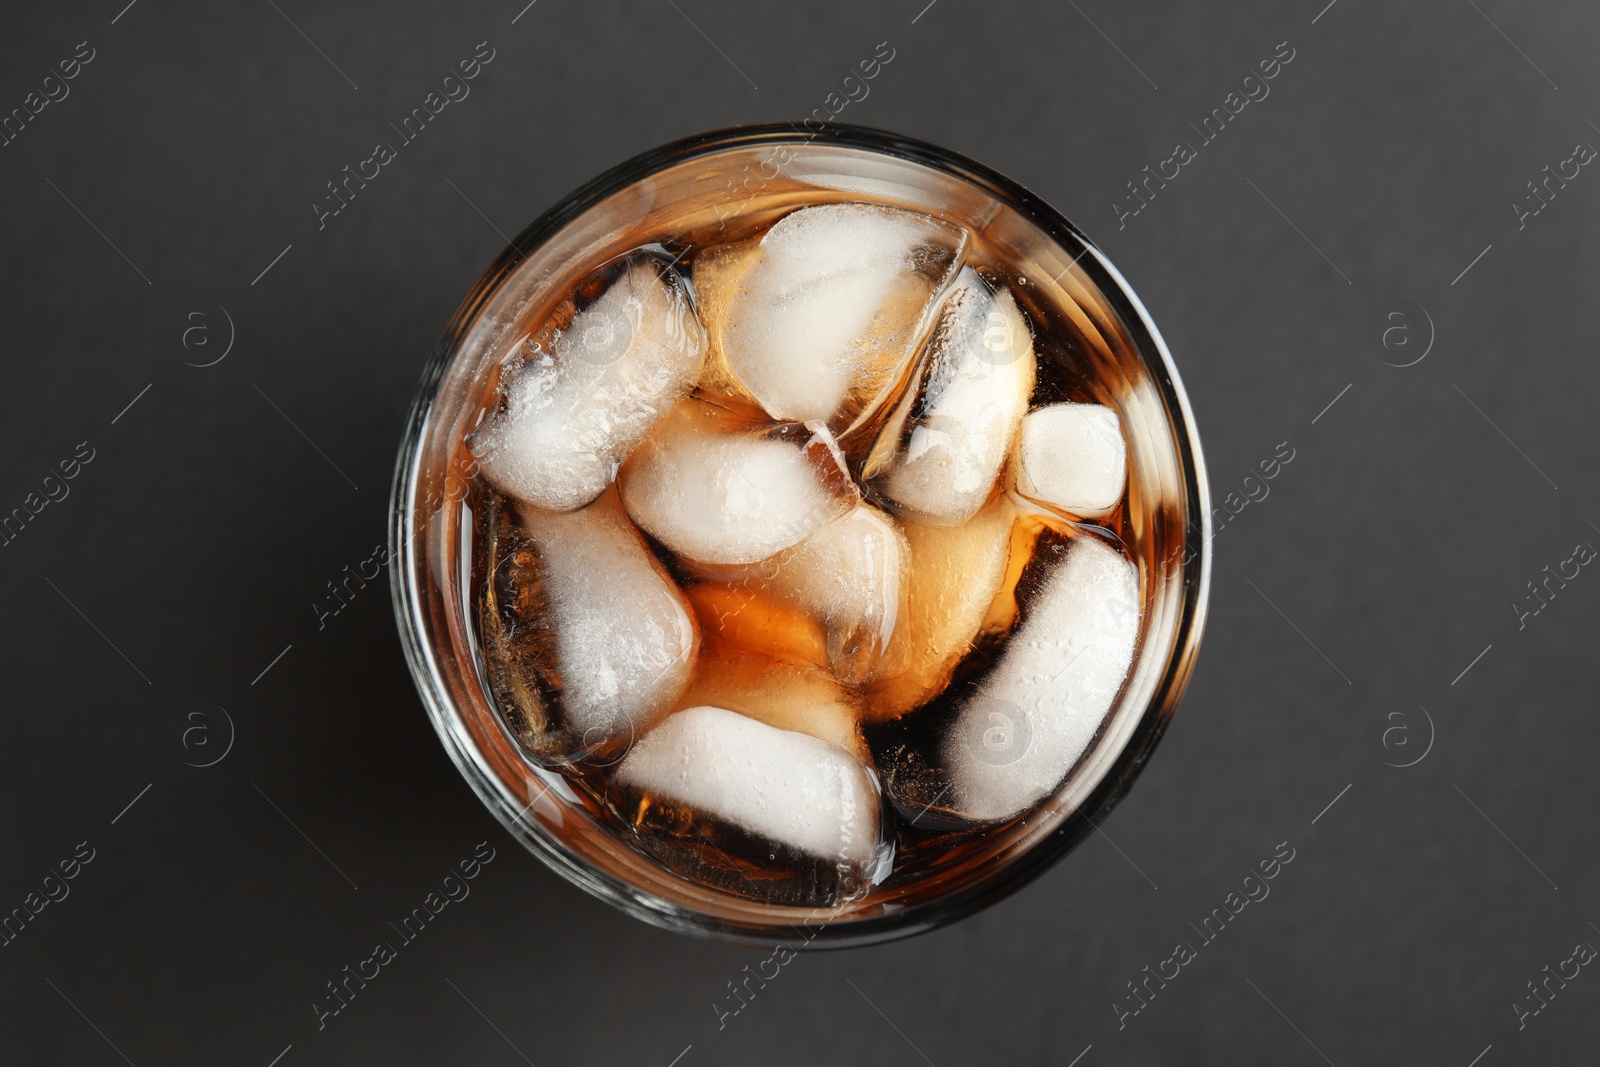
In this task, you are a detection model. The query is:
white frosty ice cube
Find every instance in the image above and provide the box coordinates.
[759,506,906,685]
[691,505,906,685]
[865,268,1036,525]
[1012,402,1127,519]
[515,490,698,744]
[719,203,963,428]
[942,534,1139,821]
[617,705,882,867]
[471,260,706,512]
[619,401,855,565]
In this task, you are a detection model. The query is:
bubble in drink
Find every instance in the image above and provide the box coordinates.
[467,192,1142,908]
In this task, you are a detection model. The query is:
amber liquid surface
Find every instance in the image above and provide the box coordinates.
[464,190,1146,909]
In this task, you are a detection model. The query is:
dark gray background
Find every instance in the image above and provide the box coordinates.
[1,0,1595,1063]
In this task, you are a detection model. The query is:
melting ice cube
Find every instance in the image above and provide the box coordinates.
[939,532,1140,821]
[619,400,856,565]
[617,705,884,871]
[688,505,906,686]
[470,259,706,512]
[480,488,698,762]
[718,203,964,430]
[863,268,1036,526]
[1012,402,1127,519]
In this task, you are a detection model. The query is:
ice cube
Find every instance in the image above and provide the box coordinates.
[688,237,768,417]
[719,203,964,429]
[689,505,906,686]
[866,499,1021,719]
[678,643,865,759]
[480,488,698,762]
[863,268,1036,525]
[940,533,1140,821]
[760,506,906,685]
[1012,403,1127,519]
[470,259,706,512]
[617,705,882,869]
[619,400,856,565]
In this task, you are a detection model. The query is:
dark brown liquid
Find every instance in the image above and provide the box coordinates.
[465,195,1142,907]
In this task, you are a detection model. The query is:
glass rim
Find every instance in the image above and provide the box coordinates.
[389,121,1214,948]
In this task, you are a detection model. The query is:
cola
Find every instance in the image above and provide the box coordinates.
[463,192,1142,908]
